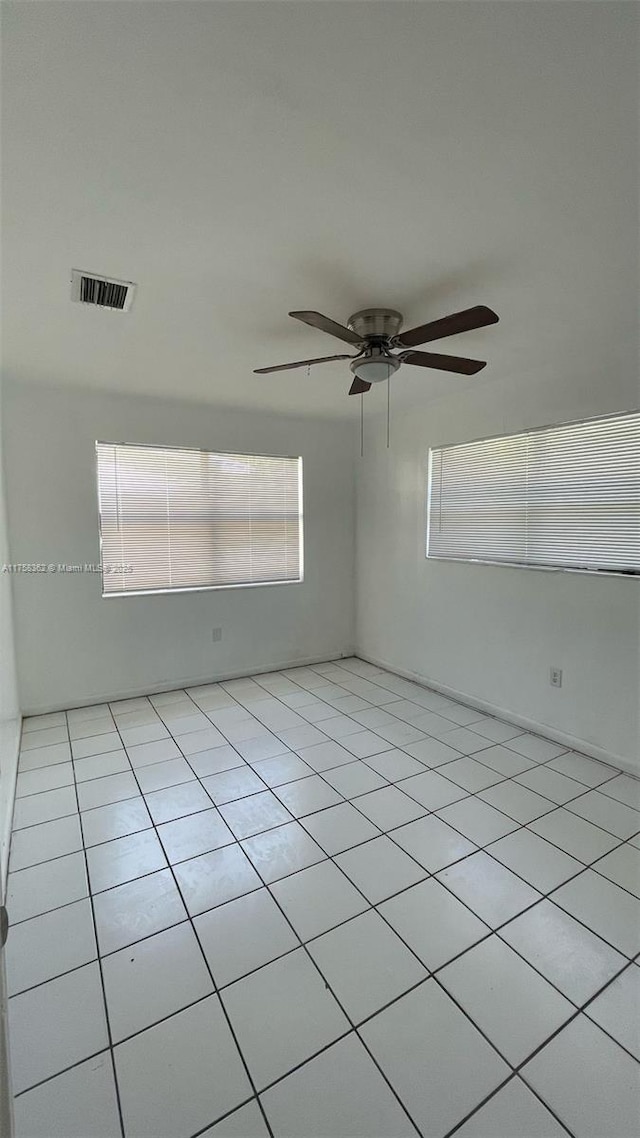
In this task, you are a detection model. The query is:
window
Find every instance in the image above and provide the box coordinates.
[96,442,303,596]
[427,410,640,576]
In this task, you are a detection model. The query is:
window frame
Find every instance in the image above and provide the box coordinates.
[426,408,640,580]
[96,440,305,598]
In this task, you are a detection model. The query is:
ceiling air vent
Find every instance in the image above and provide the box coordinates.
[71,270,136,312]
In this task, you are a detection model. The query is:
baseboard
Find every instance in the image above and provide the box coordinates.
[0,715,20,898]
[356,651,638,778]
[21,648,355,717]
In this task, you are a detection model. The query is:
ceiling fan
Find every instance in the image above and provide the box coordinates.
[254,305,499,394]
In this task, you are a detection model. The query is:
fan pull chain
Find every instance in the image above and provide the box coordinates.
[360,393,364,457]
[387,374,390,448]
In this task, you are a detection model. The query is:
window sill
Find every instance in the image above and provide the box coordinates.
[101,577,304,598]
[425,555,638,579]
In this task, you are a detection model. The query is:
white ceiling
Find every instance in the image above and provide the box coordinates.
[2,1,637,418]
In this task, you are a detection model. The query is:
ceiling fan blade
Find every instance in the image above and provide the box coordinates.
[254,354,353,374]
[348,377,372,395]
[400,350,486,375]
[396,305,499,348]
[289,310,364,347]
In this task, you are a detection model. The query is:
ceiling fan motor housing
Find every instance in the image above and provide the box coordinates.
[347,308,403,342]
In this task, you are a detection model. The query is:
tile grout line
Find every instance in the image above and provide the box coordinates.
[442,1069,577,1138]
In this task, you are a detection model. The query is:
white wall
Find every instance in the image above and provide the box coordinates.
[356,374,640,773]
[3,382,355,712]
[0,385,20,895]
[3,374,639,768]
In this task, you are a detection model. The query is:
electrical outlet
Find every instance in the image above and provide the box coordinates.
[212,627,222,642]
[549,667,563,688]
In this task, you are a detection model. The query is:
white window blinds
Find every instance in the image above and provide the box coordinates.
[96,442,303,596]
[427,410,640,575]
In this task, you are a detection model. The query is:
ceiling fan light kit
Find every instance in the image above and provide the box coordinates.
[350,349,400,385]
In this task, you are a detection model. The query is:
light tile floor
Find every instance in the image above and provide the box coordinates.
[5,657,640,1138]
